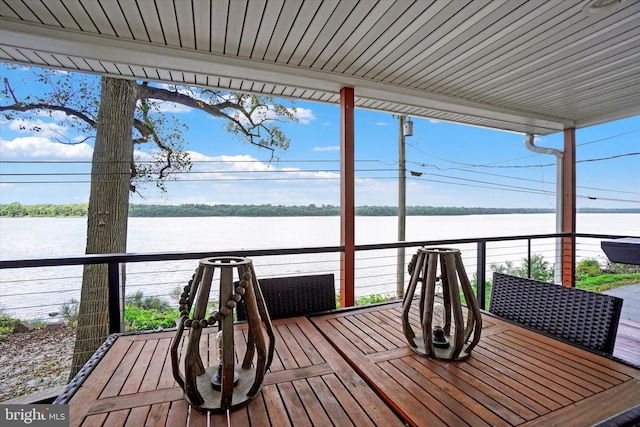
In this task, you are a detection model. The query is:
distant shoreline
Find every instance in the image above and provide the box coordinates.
[1,202,638,218]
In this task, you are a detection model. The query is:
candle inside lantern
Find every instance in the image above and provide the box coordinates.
[211,330,224,390]
[432,302,450,349]
[210,327,239,390]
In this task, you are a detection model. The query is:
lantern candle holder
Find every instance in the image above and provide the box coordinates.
[401,247,482,360]
[170,257,275,412]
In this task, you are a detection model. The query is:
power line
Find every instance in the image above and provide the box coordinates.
[0,168,399,176]
[408,151,640,169]
[577,129,640,147]
[407,175,640,203]
[407,164,640,196]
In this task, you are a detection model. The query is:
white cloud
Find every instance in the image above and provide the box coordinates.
[133,150,155,162]
[33,110,69,121]
[0,136,93,158]
[291,107,316,124]
[313,146,340,152]
[376,122,391,126]
[7,117,70,139]
[143,99,193,114]
[182,151,339,182]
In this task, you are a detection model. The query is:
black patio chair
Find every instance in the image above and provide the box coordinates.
[489,272,623,357]
[236,273,336,320]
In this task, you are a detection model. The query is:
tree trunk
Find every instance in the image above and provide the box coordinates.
[70,78,137,378]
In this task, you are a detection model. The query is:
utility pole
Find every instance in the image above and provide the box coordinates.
[396,116,412,298]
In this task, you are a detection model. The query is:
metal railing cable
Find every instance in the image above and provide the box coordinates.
[2,233,636,331]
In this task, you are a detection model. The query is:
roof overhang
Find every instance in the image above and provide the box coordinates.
[0,0,638,135]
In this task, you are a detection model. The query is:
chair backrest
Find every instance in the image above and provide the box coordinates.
[236,273,336,320]
[489,272,623,357]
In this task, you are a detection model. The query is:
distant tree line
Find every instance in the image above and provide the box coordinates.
[2,202,638,218]
[0,202,89,217]
[129,203,341,217]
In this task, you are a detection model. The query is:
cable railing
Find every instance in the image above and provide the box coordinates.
[0,233,635,332]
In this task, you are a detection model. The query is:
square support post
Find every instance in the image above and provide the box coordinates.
[476,241,486,310]
[340,87,355,307]
[108,262,122,334]
[562,128,576,287]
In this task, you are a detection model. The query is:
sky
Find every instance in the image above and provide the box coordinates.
[1,63,639,210]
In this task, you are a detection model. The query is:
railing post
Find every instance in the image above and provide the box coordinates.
[527,239,532,279]
[476,241,486,310]
[108,262,121,334]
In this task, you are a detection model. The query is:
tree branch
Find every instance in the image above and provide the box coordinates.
[136,84,240,118]
[0,103,96,127]
[135,84,255,138]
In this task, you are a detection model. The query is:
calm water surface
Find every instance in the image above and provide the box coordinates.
[1,214,638,320]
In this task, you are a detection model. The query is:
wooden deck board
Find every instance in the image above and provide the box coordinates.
[64,316,405,427]
[311,302,640,427]
[614,319,640,366]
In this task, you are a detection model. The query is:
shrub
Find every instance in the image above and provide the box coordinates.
[491,254,554,282]
[60,298,79,327]
[124,291,178,331]
[355,294,395,306]
[602,261,640,274]
[25,319,47,328]
[124,305,179,331]
[126,291,171,311]
[0,314,20,341]
[576,259,601,280]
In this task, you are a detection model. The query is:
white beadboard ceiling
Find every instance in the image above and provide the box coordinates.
[0,0,639,135]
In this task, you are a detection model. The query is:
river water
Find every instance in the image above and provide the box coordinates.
[1,214,638,320]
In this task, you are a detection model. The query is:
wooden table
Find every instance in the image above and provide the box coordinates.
[61,303,639,426]
[310,302,640,427]
[63,317,404,427]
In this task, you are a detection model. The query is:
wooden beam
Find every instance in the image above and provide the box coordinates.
[340,87,355,308]
[561,128,576,287]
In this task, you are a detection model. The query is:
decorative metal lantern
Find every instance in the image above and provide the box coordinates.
[401,247,482,360]
[170,257,275,412]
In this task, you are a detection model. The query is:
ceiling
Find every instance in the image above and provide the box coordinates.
[0,0,639,136]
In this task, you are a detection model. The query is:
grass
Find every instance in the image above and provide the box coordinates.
[575,273,640,292]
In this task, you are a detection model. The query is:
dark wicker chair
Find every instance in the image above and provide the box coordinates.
[489,272,623,357]
[591,404,640,427]
[236,273,336,320]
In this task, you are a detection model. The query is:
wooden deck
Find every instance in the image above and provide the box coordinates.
[61,304,640,426]
[614,319,640,367]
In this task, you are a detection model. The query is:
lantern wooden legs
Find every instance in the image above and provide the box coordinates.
[402,248,482,360]
[170,257,275,412]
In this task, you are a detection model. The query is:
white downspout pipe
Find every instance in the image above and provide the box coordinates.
[524,134,563,283]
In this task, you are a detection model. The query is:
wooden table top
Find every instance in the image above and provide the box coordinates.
[310,302,640,427]
[64,316,404,427]
[63,302,639,426]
